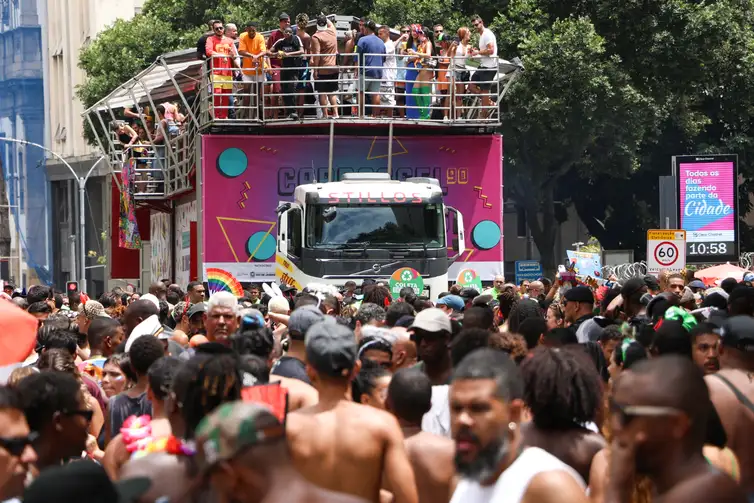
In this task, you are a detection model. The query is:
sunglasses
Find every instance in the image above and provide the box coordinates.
[0,432,38,456]
[214,27,224,31]
[610,399,682,426]
[401,30,409,33]
[434,30,443,33]
[63,409,94,422]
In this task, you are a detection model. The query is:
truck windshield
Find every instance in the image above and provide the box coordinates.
[307,204,445,248]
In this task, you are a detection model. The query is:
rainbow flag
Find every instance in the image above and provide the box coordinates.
[119,159,142,249]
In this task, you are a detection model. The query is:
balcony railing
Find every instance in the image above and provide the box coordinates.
[198,53,518,125]
[84,49,522,201]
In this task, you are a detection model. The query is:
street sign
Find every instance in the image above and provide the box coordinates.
[647,230,686,274]
[515,261,543,284]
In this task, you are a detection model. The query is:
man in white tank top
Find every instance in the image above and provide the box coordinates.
[449,349,588,503]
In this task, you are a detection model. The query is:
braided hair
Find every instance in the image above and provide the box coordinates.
[521,346,602,429]
[171,352,245,439]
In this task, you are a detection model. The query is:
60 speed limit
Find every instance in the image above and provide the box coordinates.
[654,241,679,267]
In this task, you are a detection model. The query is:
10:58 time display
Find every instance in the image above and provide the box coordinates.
[688,242,729,255]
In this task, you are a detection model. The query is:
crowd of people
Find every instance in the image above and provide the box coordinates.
[0,268,752,503]
[198,14,500,121]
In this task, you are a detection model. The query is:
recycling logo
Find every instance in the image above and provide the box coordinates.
[389,267,424,300]
[464,272,473,283]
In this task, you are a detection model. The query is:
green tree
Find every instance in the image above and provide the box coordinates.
[495,1,655,274]
[77,15,198,110]
[564,0,754,259]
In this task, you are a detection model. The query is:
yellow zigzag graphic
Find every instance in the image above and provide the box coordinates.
[237,181,251,209]
[474,186,493,208]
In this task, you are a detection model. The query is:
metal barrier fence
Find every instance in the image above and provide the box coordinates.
[201,52,510,124]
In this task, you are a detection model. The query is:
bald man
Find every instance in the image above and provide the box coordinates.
[149,281,167,301]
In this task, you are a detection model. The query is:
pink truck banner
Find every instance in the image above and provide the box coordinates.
[201,134,503,282]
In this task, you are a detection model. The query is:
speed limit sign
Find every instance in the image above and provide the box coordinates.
[647,230,686,274]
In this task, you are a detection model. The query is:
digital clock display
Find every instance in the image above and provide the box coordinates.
[688,242,734,256]
[675,155,739,263]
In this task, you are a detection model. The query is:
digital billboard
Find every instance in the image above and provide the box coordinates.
[674,154,738,264]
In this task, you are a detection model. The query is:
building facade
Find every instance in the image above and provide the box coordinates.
[44,0,143,293]
[0,0,48,287]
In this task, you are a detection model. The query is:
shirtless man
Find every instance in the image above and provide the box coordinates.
[387,368,455,503]
[449,348,588,503]
[286,320,419,503]
[607,356,746,503]
[196,401,366,503]
[705,316,754,501]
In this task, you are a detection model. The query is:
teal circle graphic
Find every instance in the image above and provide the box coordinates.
[471,220,501,250]
[246,232,276,261]
[217,148,247,177]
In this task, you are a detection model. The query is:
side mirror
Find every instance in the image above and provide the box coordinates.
[447,206,465,261]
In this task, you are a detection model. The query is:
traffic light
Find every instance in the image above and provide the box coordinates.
[66,281,79,294]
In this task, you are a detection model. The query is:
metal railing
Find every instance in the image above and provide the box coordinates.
[200,52,518,124]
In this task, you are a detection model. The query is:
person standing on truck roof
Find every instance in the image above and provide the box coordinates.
[311,15,339,119]
[238,21,267,120]
[269,26,305,120]
[357,20,386,117]
[267,13,291,119]
[205,20,238,120]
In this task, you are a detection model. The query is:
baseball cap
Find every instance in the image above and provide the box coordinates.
[80,300,107,319]
[316,15,328,30]
[620,277,647,300]
[279,283,296,293]
[187,302,207,319]
[24,460,150,503]
[460,288,480,300]
[720,316,754,352]
[688,279,707,290]
[288,305,325,340]
[564,286,594,304]
[279,12,290,20]
[195,401,286,473]
[643,274,660,292]
[472,294,494,306]
[410,308,451,333]
[744,272,754,284]
[305,319,358,377]
[435,294,464,312]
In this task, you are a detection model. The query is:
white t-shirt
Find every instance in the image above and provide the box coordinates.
[478,28,498,68]
[383,39,397,83]
[421,384,451,438]
[450,447,586,503]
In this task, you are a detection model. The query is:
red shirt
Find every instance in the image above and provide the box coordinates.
[267,29,286,68]
[205,35,235,76]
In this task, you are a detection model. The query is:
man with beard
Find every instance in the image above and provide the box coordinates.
[608,356,746,503]
[449,348,587,503]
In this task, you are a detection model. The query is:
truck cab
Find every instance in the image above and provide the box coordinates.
[275,173,465,298]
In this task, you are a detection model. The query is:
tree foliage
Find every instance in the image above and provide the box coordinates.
[495,0,754,269]
[77,15,196,110]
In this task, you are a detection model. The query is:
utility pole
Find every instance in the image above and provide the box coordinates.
[0,137,106,293]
